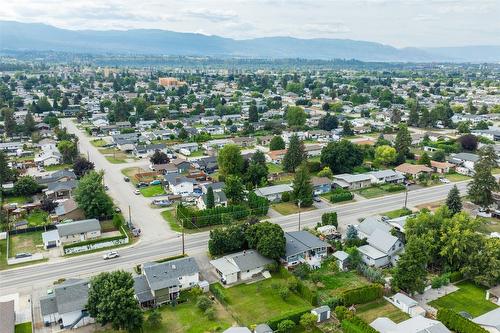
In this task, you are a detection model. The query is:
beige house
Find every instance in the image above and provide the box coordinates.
[56,219,101,244]
[395,163,433,178]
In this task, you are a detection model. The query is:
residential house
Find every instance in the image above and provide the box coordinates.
[0,300,14,333]
[137,120,157,130]
[193,156,218,173]
[133,143,167,159]
[210,250,274,285]
[42,219,101,248]
[266,149,287,164]
[282,231,330,268]
[370,316,450,333]
[258,135,274,146]
[311,177,332,195]
[201,182,225,194]
[254,184,292,202]
[133,257,200,307]
[164,174,195,196]
[448,153,480,174]
[472,307,500,333]
[254,324,273,333]
[40,279,93,329]
[231,137,257,147]
[44,179,78,200]
[170,158,191,173]
[387,293,426,317]
[197,191,227,210]
[367,170,405,185]
[430,160,455,174]
[356,216,392,239]
[358,229,404,267]
[35,144,61,167]
[53,198,85,222]
[0,142,23,155]
[472,129,500,142]
[202,139,231,150]
[36,169,77,185]
[172,143,199,153]
[395,163,433,179]
[333,174,371,190]
[486,285,500,306]
[304,144,323,157]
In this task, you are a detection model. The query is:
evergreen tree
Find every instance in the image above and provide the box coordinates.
[446,185,462,215]
[408,101,420,126]
[468,158,500,208]
[248,104,259,123]
[394,124,412,157]
[292,163,314,207]
[206,186,215,209]
[317,113,338,131]
[269,136,286,151]
[283,135,306,172]
[61,96,70,110]
[23,111,36,136]
[418,152,431,166]
[419,107,430,127]
[342,120,354,136]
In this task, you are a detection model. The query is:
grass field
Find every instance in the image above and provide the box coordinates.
[105,156,127,164]
[90,139,107,147]
[140,184,165,197]
[15,322,32,333]
[45,163,72,171]
[267,163,284,173]
[215,272,312,326]
[478,217,500,234]
[100,220,118,233]
[356,299,410,324]
[444,173,470,182]
[429,281,498,317]
[3,196,30,204]
[26,209,49,226]
[271,202,316,215]
[382,208,413,219]
[308,270,371,299]
[356,184,405,199]
[161,209,183,233]
[8,231,45,258]
[99,296,233,333]
[188,150,205,157]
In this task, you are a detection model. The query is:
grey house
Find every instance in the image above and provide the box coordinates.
[134,257,200,307]
[282,231,330,268]
[40,279,92,329]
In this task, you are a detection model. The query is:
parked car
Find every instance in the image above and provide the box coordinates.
[136,182,148,188]
[439,178,450,184]
[313,196,322,202]
[476,208,492,218]
[103,251,119,260]
[150,180,162,186]
[152,199,172,207]
[123,176,130,182]
[15,252,32,259]
[134,189,141,195]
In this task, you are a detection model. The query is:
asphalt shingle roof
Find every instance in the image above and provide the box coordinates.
[143,257,199,291]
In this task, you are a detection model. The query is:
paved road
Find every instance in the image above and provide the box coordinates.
[63,119,174,242]
[0,120,476,294]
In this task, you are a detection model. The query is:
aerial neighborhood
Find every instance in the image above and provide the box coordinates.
[0,57,499,333]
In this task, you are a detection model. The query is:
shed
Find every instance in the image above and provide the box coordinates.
[254,324,273,333]
[198,280,210,293]
[311,305,331,322]
[332,250,349,271]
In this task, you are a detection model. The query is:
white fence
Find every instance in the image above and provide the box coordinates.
[63,236,129,255]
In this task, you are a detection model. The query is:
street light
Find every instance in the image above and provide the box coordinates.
[297,199,302,231]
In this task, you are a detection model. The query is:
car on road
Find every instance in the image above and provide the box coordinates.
[439,178,450,184]
[134,189,141,195]
[103,251,119,260]
[150,180,162,185]
[123,176,130,182]
[313,196,322,203]
[152,199,172,207]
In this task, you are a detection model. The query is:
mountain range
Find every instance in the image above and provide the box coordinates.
[1,21,499,63]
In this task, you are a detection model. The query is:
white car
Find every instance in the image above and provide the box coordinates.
[439,178,450,184]
[134,189,141,195]
[103,251,119,260]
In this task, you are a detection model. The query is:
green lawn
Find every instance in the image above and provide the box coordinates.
[8,231,45,258]
[15,322,32,333]
[267,163,283,173]
[105,156,127,164]
[99,295,234,333]
[215,272,312,326]
[3,196,30,204]
[161,209,182,233]
[90,139,107,147]
[478,217,500,234]
[356,299,410,324]
[308,270,371,299]
[0,239,47,270]
[140,184,165,197]
[355,184,405,199]
[382,208,413,219]
[445,173,470,182]
[429,281,498,317]
[45,163,72,171]
[188,150,205,157]
[271,202,316,216]
[26,209,49,226]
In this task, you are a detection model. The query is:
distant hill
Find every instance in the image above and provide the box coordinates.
[1,21,499,63]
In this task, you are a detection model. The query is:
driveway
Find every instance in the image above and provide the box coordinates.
[413,284,459,315]
[61,119,175,242]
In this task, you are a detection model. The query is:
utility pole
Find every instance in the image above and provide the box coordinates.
[181,217,185,256]
[298,199,302,231]
[404,185,409,209]
[87,150,90,161]
[128,205,132,228]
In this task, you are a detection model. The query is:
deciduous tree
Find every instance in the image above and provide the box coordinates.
[320,140,364,174]
[218,144,243,176]
[75,171,114,219]
[292,163,313,207]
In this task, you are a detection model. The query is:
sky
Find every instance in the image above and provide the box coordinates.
[0,0,499,48]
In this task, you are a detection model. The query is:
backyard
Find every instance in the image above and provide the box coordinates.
[271,202,316,216]
[429,281,498,317]
[214,272,312,326]
[140,184,166,197]
[8,231,45,258]
[356,299,409,324]
[26,209,49,226]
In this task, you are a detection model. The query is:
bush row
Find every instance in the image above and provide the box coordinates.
[296,278,318,306]
[177,204,250,228]
[209,283,228,306]
[330,190,354,203]
[341,316,380,333]
[267,308,312,331]
[341,284,384,306]
[437,309,488,333]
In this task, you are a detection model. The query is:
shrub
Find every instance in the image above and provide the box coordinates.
[177,204,250,228]
[382,184,406,192]
[281,191,291,202]
[323,296,342,309]
[448,271,463,283]
[334,306,352,321]
[292,263,311,279]
[307,161,321,173]
[341,316,379,333]
[278,285,290,300]
[431,274,450,289]
[437,309,488,333]
[277,319,296,333]
[267,309,312,330]
[357,265,385,284]
[330,189,354,203]
[204,307,216,321]
[196,295,212,311]
[320,212,338,228]
[147,309,162,329]
[299,313,318,331]
[209,283,227,305]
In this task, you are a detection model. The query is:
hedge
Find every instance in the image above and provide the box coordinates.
[296,279,318,306]
[177,204,250,228]
[437,309,488,333]
[382,184,405,192]
[209,283,228,306]
[267,308,312,330]
[342,316,380,333]
[62,226,127,250]
[340,284,383,306]
[330,189,354,203]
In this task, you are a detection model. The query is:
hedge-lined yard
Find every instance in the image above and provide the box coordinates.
[356,299,409,324]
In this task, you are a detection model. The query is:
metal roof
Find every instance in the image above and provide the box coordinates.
[143,257,199,292]
[56,219,100,237]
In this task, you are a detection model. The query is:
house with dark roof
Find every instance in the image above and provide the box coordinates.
[282,231,330,268]
[39,279,93,329]
[311,177,332,195]
[210,250,274,285]
[36,169,77,185]
[133,257,200,307]
[43,179,78,200]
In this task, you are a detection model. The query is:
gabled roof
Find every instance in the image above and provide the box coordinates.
[143,257,199,291]
[472,307,500,330]
[284,231,329,258]
[0,300,15,333]
[255,184,292,196]
[368,229,399,254]
[133,275,154,303]
[56,219,100,237]
[47,179,78,192]
[210,250,273,275]
[47,279,90,315]
[357,216,391,237]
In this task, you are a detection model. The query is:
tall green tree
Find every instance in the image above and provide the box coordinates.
[446,185,462,215]
[23,112,36,136]
[342,120,354,136]
[394,124,412,158]
[57,140,78,164]
[418,152,431,166]
[245,150,268,186]
[75,171,114,218]
[248,104,259,123]
[320,140,364,174]
[286,106,307,127]
[283,135,306,172]
[2,108,16,136]
[468,158,499,208]
[269,136,285,151]
[217,144,243,177]
[246,221,285,260]
[292,163,314,207]
[87,271,144,332]
[317,113,338,131]
[206,186,215,209]
[223,175,245,204]
[392,236,431,295]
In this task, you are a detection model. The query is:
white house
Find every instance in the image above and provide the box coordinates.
[358,229,404,268]
[210,250,274,285]
[333,174,372,190]
[42,219,101,248]
[367,170,405,185]
[164,174,195,196]
[332,250,349,271]
[370,316,450,333]
[254,184,292,202]
[386,293,426,317]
